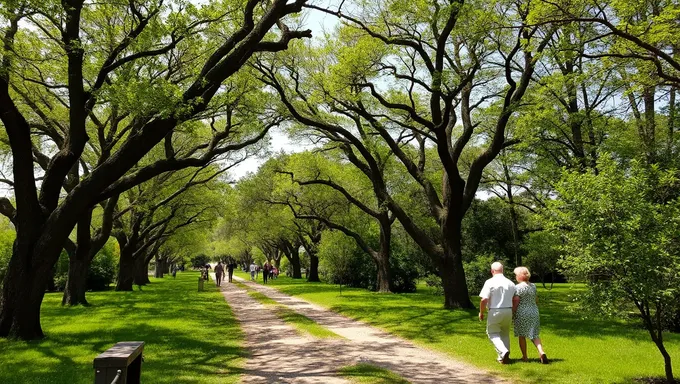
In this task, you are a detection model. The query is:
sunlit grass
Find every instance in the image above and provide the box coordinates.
[240,271,680,384]
[0,271,245,384]
[339,363,410,384]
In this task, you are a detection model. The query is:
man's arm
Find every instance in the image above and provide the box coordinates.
[479,298,488,321]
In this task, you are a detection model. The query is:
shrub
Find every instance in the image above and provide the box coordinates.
[53,240,118,291]
[191,254,210,269]
[87,240,118,290]
[463,254,497,295]
[319,231,419,293]
[424,274,443,295]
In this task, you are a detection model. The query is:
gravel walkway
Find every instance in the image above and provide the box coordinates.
[216,275,509,384]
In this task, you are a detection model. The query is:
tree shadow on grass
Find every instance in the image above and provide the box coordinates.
[0,272,245,384]
[274,280,660,343]
[1,324,245,384]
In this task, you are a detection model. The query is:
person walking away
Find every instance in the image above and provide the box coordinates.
[171,266,177,278]
[215,261,225,287]
[269,265,274,280]
[263,263,269,284]
[512,266,548,364]
[479,261,516,364]
[227,262,235,283]
[250,262,256,281]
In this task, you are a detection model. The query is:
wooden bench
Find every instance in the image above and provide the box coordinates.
[93,341,144,384]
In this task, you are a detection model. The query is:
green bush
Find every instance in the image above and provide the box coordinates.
[53,240,118,291]
[424,254,496,296]
[191,254,210,268]
[87,240,118,291]
[318,231,419,293]
[463,254,497,295]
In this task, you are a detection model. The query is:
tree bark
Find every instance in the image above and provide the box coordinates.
[154,256,165,278]
[62,256,90,306]
[440,216,474,309]
[375,217,392,293]
[116,243,134,291]
[133,256,150,286]
[0,251,47,339]
[62,211,93,306]
[291,249,302,279]
[307,254,320,282]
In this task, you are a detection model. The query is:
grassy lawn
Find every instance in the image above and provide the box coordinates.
[235,280,340,339]
[339,363,410,384]
[237,271,680,384]
[0,271,244,384]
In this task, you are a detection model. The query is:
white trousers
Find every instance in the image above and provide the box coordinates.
[487,308,512,360]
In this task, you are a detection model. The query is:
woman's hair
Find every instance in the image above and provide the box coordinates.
[513,266,531,281]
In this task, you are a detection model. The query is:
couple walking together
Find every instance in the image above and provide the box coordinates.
[479,262,548,365]
[214,261,235,286]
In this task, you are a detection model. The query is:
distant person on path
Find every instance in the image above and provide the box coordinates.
[227,262,235,283]
[263,263,270,284]
[512,266,548,364]
[269,266,275,280]
[250,262,256,281]
[479,261,516,364]
[215,262,225,286]
[172,266,177,278]
[256,265,260,279]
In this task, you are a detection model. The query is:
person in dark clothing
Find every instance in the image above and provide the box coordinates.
[227,262,235,283]
[263,263,270,284]
[215,262,225,286]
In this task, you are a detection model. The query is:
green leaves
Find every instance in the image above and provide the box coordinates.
[545,155,680,318]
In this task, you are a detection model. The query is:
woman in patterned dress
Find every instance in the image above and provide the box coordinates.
[512,266,549,364]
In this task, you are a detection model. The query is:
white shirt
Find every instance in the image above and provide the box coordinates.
[249,264,256,272]
[479,274,516,309]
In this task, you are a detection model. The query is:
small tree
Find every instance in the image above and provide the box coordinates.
[548,156,679,383]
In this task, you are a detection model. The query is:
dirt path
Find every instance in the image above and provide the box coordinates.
[217,275,509,384]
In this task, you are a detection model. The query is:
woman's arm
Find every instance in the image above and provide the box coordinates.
[512,296,520,315]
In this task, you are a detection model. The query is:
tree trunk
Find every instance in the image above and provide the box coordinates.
[116,247,134,291]
[440,219,474,309]
[307,254,320,282]
[291,249,302,279]
[62,256,90,306]
[133,257,150,286]
[154,256,165,278]
[162,258,170,275]
[63,211,93,306]
[0,251,48,339]
[375,217,392,292]
[375,254,391,293]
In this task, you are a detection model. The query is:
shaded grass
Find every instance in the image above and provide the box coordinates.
[339,363,410,384]
[235,278,339,339]
[239,271,680,384]
[0,272,245,384]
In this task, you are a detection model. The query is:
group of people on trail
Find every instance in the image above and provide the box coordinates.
[249,262,278,283]
[479,262,549,365]
[214,261,235,286]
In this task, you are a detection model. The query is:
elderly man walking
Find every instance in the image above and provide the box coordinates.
[479,261,516,364]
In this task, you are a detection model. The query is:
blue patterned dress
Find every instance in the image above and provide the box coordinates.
[513,283,540,339]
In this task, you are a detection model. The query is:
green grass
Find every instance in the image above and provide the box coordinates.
[275,307,340,339]
[234,277,339,339]
[339,363,410,384]
[0,271,245,384]
[241,272,680,384]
